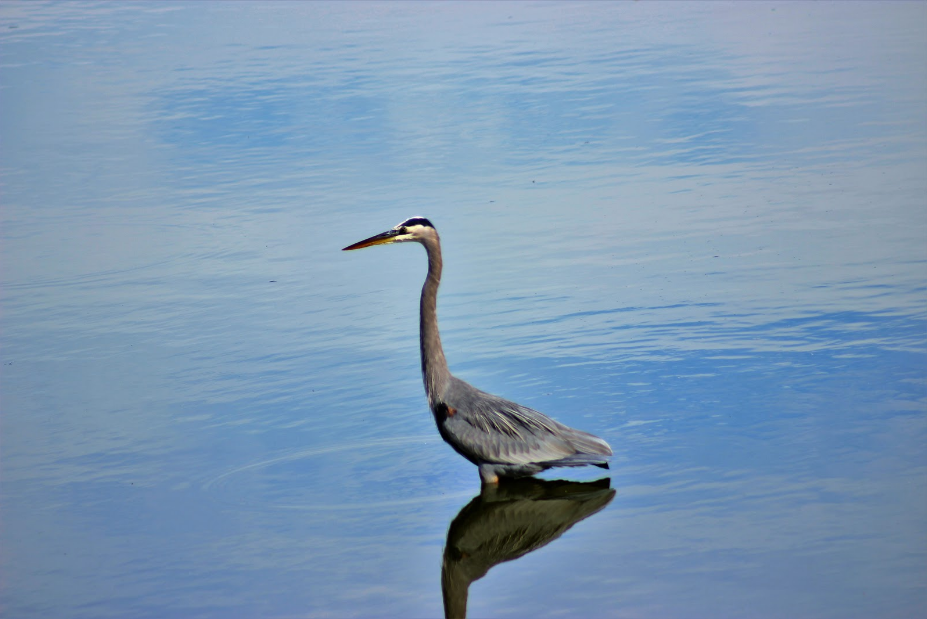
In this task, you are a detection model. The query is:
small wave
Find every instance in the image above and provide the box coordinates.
[201,435,473,511]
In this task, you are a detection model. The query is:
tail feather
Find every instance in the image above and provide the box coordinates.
[544,453,610,469]
[564,428,612,457]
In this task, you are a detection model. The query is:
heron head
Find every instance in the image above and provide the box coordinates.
[343,216,437,250]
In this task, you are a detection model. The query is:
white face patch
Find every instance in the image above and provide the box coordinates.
[389,224,427,243]
[389,217,436,243]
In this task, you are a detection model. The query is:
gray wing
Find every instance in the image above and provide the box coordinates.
[439,377,612,466]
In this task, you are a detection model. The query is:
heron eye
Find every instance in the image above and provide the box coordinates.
[399,227,408,234]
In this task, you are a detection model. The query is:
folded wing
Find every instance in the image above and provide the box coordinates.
[440,377,612,467]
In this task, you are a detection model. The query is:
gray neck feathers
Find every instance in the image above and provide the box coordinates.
[420,235,451,407]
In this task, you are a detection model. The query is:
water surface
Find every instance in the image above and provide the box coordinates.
[1,2,925,618]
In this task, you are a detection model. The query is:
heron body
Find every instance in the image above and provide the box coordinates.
[344,217,612,484]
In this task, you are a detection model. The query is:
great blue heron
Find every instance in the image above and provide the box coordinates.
[343,217,612,484]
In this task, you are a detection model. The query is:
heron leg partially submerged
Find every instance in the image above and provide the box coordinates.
[479,466,499,485]
[479,462,546,485]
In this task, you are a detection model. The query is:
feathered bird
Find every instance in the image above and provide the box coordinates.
[344,217,612,484]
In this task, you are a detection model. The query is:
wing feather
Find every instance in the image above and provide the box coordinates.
[438,377,610,467]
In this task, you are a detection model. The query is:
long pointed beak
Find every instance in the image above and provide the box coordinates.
[342,228,401,251]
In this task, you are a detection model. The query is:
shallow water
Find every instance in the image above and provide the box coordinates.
[1,2,925,618]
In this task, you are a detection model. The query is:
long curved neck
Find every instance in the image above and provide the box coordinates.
[420,235,451,406]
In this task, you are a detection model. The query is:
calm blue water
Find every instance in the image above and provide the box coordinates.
[1,2,925,618]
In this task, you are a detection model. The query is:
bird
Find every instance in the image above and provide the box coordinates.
[343,217,612,484]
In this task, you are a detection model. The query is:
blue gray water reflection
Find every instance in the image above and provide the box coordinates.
[442,478,615,619]
[1,2,925,618]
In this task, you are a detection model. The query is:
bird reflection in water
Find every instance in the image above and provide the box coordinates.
[441,477,615,619]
